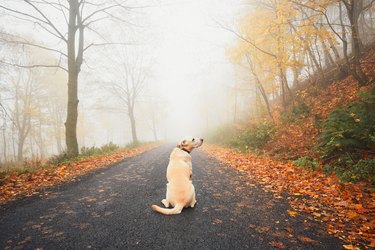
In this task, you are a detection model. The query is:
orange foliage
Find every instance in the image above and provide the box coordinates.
[0,144,158,204]
[264,48,375,160]
[203,144,375,249]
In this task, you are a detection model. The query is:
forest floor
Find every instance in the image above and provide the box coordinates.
[264,48,375,160]
[203,145,374,249]
[203,48,375,249]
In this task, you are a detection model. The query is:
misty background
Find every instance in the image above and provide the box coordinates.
[0,0,250,161]
[1,0,375,163]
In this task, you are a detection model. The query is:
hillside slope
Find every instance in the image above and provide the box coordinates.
[264,48,375,160]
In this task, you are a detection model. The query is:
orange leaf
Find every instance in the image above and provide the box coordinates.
[298,236,319,244]
[287,210,298,217]
[342,245,360,250]
[270,241,286,249]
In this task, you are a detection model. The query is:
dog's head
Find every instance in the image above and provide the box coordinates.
[177,137,204,153]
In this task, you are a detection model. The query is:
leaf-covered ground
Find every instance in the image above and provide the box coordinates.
[264,48,375,160]
[203,144,375,249]
[0,144,158,204]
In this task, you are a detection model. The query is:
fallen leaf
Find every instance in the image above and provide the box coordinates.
[212,218,223,225]
[298,236,319,244]
[85,198,97,203]
[342,244,360,250]
[270,241,286,249]
[287,210,298,217]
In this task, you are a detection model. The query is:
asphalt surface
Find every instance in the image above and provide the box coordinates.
[0,145,342,249]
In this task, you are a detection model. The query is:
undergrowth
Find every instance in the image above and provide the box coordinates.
[207,121,275,152]
[208,86,375,186]
[318,87,375,185]
[1,142,123,179]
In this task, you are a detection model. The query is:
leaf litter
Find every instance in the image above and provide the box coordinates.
[203,144,374,249]
[0,144,158,204]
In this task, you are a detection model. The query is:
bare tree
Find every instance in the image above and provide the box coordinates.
[0,0,136,157]
[141,94,167,142]
[9,70,33,162]
[107,47,151,145]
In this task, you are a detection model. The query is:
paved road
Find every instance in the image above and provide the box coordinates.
[0,145,342,249]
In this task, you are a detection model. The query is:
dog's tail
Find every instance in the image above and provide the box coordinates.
[151,204,184,215]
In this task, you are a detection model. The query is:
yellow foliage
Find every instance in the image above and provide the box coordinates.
[228,0,339,96]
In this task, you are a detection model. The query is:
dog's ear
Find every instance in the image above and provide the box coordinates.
[177,140,187,148]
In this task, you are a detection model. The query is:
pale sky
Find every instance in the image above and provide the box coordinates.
[141,0,243,141]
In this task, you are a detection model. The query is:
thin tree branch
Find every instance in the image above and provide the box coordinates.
[0,38,67,58]
[0,60,68,72]
[83,42,138,53]
[215,20,276,59]
[24,0,67,42]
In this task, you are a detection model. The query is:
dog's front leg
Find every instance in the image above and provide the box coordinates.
[190,185,197,208]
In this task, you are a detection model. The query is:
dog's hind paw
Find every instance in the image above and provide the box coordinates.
[161,199,170,207]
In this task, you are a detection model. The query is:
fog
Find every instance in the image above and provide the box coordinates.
[2,0,372,161]
[0,0,247,159]
[79,0,245,145]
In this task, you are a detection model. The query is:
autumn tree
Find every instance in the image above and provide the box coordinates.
[228,0,375,120]
[296,0,374,85]
[228,1,298,110]
[0,0,135,157]
[341,0,372,85]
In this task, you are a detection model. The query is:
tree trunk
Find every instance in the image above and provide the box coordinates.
[250,69,273,120]
[65,69,79,157]
[307,42,325,81]
[128,109,138,145]
[350,12,368,84]
[343,0,369,85]
[257,82,273,121]
[329,41,341,62]
[278,63,294,108]
[152,115,158,142]
[2,127,6,162]
[17,135,25,162]
[321,39,335,67]
[65,0,81,157]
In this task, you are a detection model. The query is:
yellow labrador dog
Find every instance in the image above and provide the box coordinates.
[151,137,203,215]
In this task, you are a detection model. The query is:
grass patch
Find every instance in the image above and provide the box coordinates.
[207,121,275,152]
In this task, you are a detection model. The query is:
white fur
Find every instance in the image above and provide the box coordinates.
[151,137,203,215]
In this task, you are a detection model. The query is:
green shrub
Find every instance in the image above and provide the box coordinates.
[318,87,375,185]
[47,151,70,165]
[339,159,375,185]
[80,142,120,157]
[206,124,239,146]
[322,165,334,175]
[207,122,275,152]
[100,142,120,153]
[293,156,319,170]
[281,102,310,123]
[229,122,276,151]
[319,88,375,161]
[80,146,101,156]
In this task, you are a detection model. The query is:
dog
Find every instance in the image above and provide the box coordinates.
[151,137,203,215]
